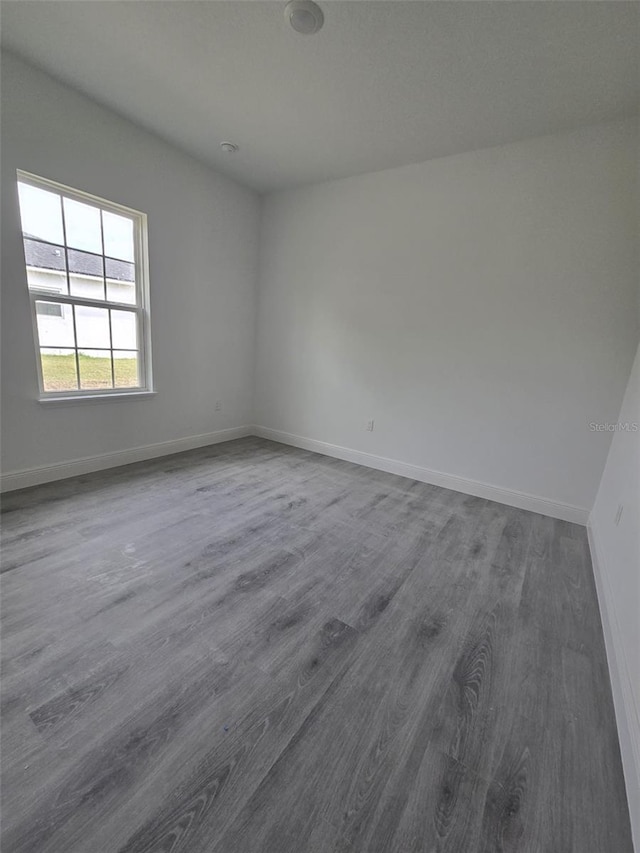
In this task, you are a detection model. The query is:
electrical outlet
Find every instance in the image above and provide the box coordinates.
[366,419,374,432]
[614,504,624,526]
[215,400,222,412]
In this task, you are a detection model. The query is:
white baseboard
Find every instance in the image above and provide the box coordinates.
[588,521,640,851]
[1,422,590,524]
[252,425,589,524]
[0,425,252,492]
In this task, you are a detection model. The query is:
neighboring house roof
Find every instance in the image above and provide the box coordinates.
[23,235,134,282]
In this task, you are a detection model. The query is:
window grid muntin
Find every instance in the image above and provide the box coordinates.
[23,234,138,269]
[31,292,142,393]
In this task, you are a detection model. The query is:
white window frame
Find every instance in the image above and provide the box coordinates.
[17,170,154,401]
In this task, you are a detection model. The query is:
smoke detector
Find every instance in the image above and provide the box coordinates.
[220,142,239,153]
[285,0,324,35]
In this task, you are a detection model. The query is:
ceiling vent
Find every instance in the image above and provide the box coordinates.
[285,0,324,35]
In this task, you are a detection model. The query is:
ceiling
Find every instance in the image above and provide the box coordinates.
[2,1,639,193]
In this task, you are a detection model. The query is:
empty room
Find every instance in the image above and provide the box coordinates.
[1,2,638,851]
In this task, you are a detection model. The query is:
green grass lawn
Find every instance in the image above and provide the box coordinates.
[41,353,138,391]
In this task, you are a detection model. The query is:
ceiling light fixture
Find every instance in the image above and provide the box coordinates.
[220,141,239,153]
[285,0,324,35]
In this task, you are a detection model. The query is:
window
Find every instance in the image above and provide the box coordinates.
[35,302,64,318]
[17,171,153,398]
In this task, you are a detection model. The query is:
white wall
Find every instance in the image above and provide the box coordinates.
[2,53,637,519]
[255,120,639,516]
[590,343,640,851]
[1,51,260,477]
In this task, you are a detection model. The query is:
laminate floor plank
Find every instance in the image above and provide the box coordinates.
[0,437,633,852]
[213,506,525,852]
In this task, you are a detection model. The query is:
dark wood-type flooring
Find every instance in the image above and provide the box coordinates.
[1,437,633,852]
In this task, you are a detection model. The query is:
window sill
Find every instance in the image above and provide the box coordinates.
[38,390,157,406]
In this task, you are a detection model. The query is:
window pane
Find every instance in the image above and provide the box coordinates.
[111,310,137,350]
[63,197,102,254]
[35,301,75,347]
[106,281,136,305]
[18,183,63,244]
[78,350,113,389]
[68,248,105,299]
[75,305,111,349]
[23,238,69,295]
[105,258,136,304]
[113,350,139,388]
[103,211,134,262]
[40,348,78,392]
